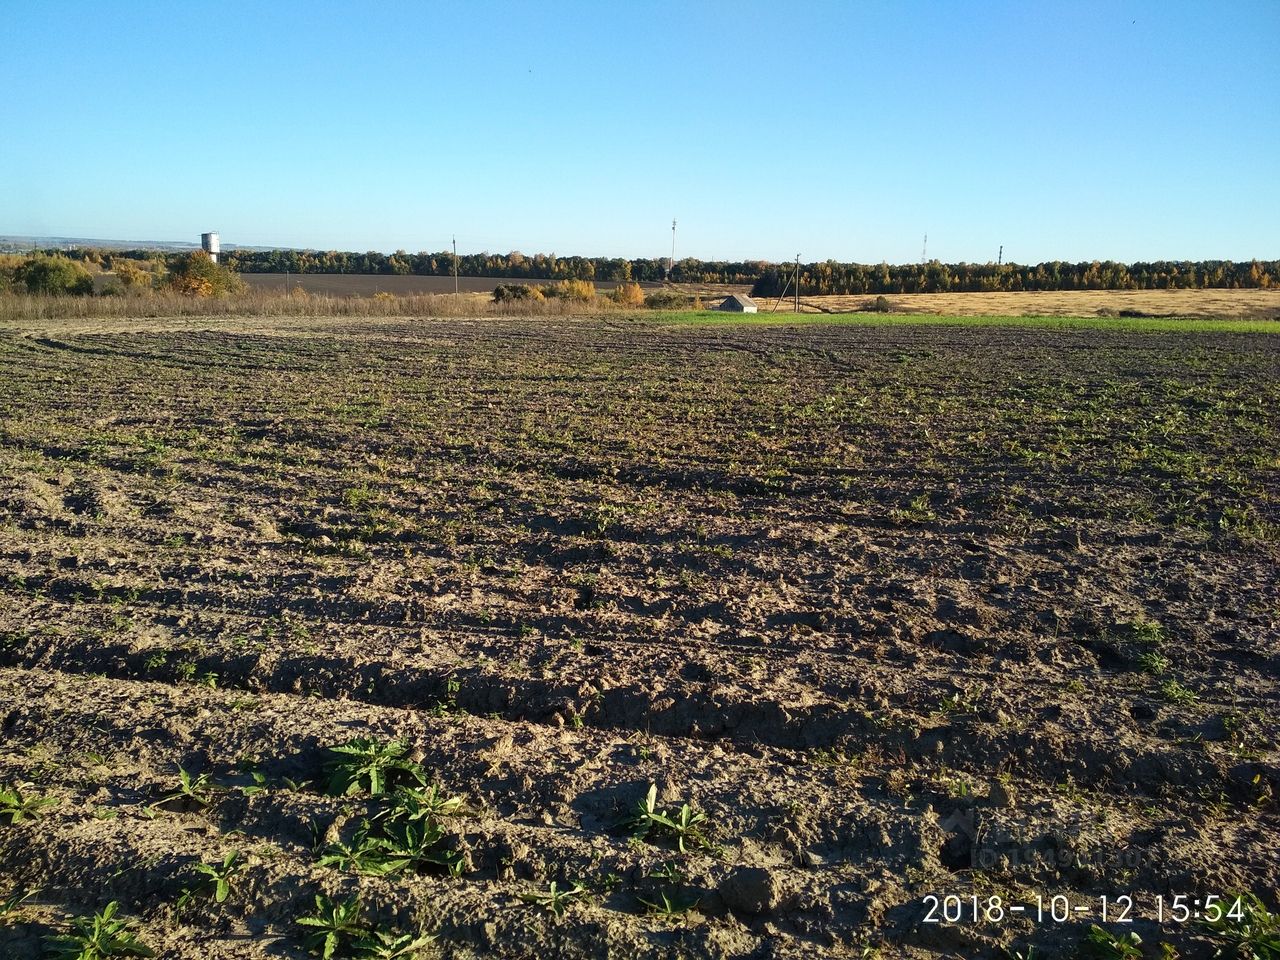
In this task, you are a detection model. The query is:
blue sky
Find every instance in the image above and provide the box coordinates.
[3,0,1277,263]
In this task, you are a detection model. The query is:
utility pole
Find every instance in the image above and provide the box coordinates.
[998,244,1003,266]
[795,254,801,314]
[452,235,458,295]
[670,219,677,282]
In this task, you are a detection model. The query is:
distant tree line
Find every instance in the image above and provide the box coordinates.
[213,249,767,284]
[20,247,1280,294]
[751,259,1279,297]
[221,251,1280,294]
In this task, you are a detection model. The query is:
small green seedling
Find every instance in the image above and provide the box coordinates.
[649,861,688,885]
[44,901,155,959]
[1079,924,1143,960]
[627,784,710,853]
[1,886,35,924]
[297,894,369,960]
[1137,651,1171,675]
[0,782,59,823]
[318,832,411,878]
[152,767,214,812]
[378,784,466,824]
[628,783,662,837]
[429,677,463,717]
[1201,892,1280,959]
[239,770,270,797]
[324,738,425,796]
[192,850,242,903]
[355,928,437,959]
[639,888,700,918]
[597,871,623,894]
[519,880,586,917]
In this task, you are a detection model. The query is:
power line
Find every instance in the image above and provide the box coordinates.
[771,255,803,313]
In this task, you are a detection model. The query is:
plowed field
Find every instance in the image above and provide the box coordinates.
[1,315,1277,959]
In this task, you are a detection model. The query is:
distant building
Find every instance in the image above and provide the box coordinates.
[201,232,220,264]
[717,294,757,313]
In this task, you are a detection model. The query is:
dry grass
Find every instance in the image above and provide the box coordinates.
[0,288,628,326]
[763,287,1280,319]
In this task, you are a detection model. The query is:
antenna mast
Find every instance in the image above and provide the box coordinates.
[921,233,928,263]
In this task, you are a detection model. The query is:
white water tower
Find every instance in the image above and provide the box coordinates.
[201,231,220,263]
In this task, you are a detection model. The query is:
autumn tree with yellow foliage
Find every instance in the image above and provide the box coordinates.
[167,250,243,297]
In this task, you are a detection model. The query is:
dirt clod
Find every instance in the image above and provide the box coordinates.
[720,866,782,914]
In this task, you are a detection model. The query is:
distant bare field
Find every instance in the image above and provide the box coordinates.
[668,281,754,297]
[764,287,1280,319]
[238,273,662,297]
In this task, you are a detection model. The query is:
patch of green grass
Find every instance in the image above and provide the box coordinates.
[1126,618,1167,646]
[1137,651,1171,675]
[341,482,377,509]
[889,492,937,524]
[1160,679,1199,705]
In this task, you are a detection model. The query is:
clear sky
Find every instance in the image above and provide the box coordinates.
[3,0,1277,264]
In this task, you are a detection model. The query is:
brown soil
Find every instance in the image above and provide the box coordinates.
[0,315,1276,959]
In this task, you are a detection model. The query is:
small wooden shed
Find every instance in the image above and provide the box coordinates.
[717,294,758,313]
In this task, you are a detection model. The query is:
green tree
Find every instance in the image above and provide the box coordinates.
[110,257,153,291]
[16,255,95,295]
